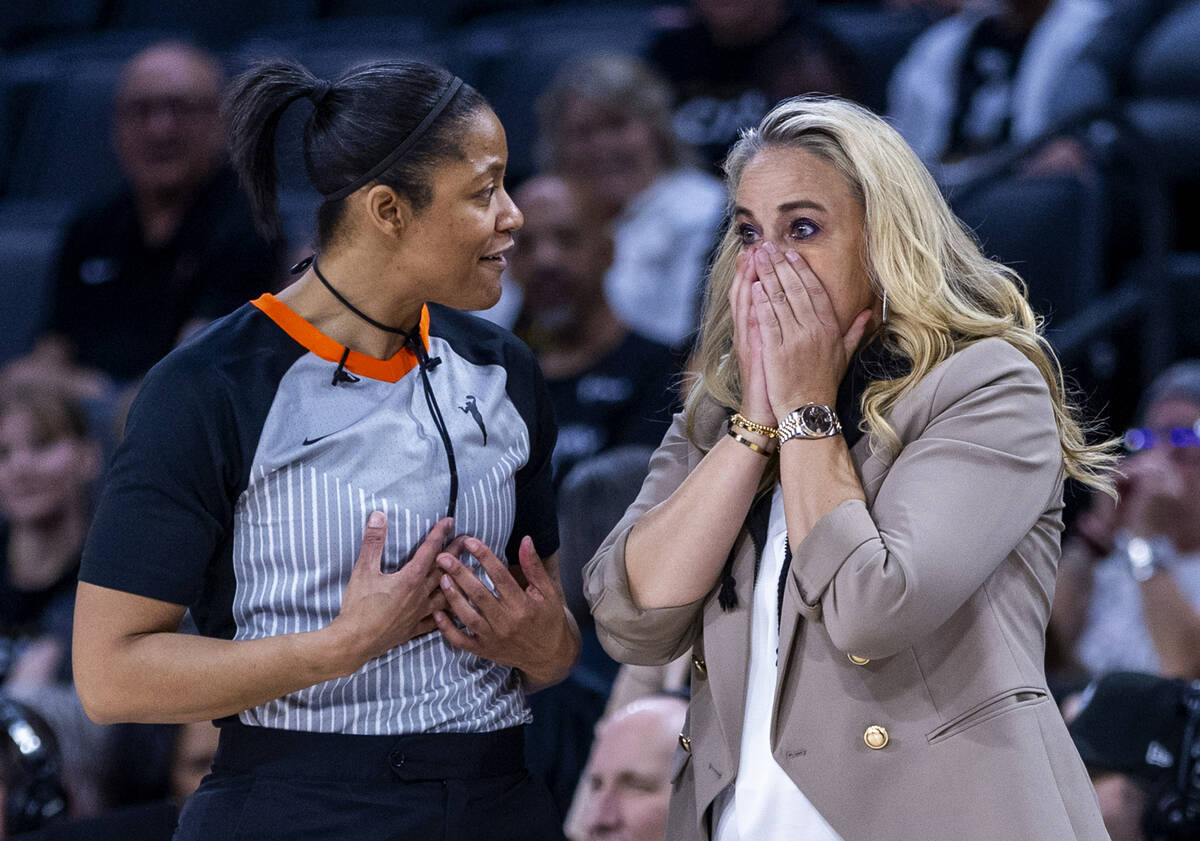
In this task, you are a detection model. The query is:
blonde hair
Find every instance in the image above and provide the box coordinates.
[686,96,1117,493]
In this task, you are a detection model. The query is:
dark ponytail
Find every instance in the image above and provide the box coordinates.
[225,58,486,244]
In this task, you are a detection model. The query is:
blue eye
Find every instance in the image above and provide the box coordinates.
[790,218,820,240]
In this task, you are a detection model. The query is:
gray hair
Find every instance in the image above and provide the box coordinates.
[1141,360,1200,420]
[536,52,684,171]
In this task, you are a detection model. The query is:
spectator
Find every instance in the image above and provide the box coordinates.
[4,42,283,395]
[573,696,688,841]
[0,389,99,687]
[1067,671,1200,841]
[1051,361,1200,680]
[507,175,680,484]
[536,54,725,347]
[648,0,859,176]
[887,0,1111,183]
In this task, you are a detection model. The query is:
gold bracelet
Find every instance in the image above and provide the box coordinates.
[727,428,773,456]
[731,413,778,439]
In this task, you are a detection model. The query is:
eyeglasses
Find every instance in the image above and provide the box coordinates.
[1123,425,1200,452]
[115,95,218,123]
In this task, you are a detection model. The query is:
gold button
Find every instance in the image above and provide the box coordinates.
[847,654,871,666]
[678,734,692,753]
[692,655,707,676]
[863,725,889,750]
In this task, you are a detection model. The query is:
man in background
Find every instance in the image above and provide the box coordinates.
[576,696,688,841]
[6,42,282,397]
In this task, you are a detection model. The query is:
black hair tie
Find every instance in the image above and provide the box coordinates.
[310,79,333,105]
[322,75,463,202]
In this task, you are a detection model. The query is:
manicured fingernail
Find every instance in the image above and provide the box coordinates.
[785,250,799,262]
[368,511,384,527]
[441,574,452,589]
[762,241,776,254]
[755,249,770,265]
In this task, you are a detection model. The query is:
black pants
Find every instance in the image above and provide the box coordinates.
[174,722,563,841]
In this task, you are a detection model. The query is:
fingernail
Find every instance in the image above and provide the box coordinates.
[763,241,776,255]
[368,511,384,527]
[441,574,452,589]
[785,250,799,262]
[433,611,446,622]
[436,555,453,570]
[444,517,454,532]
[755,249,770,264]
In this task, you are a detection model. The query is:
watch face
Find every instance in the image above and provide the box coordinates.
[800,404,835,436]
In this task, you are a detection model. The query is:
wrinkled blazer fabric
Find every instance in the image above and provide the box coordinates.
[584,338,1110,841]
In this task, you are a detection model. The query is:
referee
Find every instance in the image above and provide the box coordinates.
[72,58,579,840]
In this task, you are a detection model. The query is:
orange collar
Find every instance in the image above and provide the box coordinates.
[252,294,430,383]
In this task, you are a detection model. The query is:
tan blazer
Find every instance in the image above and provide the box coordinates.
[583,339,1110,841]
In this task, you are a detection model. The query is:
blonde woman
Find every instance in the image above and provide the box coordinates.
[583,96,1116,841]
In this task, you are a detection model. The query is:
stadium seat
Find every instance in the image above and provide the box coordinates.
[453,3,664,183]
[3,62,125,209]
[106,0,321,48]
[0,222,60,364]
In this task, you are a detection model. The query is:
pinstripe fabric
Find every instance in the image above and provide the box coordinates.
[231,339,533,734]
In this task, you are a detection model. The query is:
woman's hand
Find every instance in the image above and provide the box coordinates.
[750,242,872,421]
[325,512,453,675]
[730,248,774,426]
[433,535,578,688]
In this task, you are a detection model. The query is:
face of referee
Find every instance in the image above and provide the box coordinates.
[395,107,523,312]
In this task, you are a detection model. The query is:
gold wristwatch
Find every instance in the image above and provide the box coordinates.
[777,404,842,444]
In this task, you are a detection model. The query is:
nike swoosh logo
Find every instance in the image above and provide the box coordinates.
[302,433,336,446]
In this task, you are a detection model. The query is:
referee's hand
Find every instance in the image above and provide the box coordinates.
[327,512,455,673]
[432,536,579,688]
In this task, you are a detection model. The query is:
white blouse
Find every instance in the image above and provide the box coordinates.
[713,485,844,841]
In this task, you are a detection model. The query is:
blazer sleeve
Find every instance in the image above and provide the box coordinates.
[789,339,1065,660]
[582,412,706,666]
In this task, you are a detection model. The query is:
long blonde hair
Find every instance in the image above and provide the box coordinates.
[686,96,1117,493]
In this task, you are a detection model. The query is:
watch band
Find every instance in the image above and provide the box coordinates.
[778,403,842,444]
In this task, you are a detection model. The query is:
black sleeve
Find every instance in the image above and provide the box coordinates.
[506,348,560,564]
[79,354,238,606]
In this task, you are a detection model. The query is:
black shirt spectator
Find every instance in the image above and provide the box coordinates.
[506,175,681,485]
[4,42,282,398]
[47,166,280,382]
[543,333,678,484]
[649,0,857,174]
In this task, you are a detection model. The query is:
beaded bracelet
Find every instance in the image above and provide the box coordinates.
[730,413,778,439]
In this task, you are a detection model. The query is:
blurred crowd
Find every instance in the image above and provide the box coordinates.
[0,0,1198,839]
